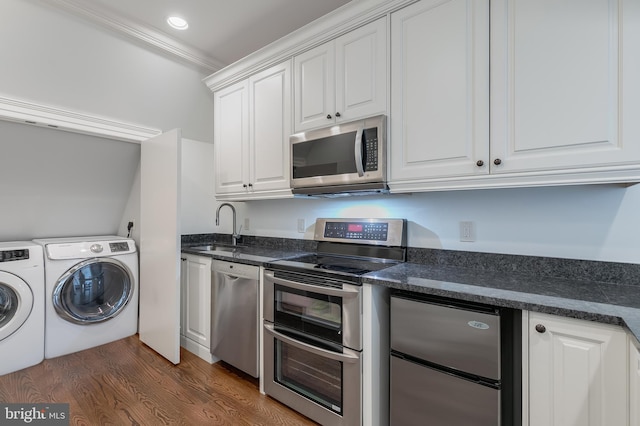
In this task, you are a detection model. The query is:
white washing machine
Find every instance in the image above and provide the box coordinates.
[33,236,138,359]
[0,242,45,376]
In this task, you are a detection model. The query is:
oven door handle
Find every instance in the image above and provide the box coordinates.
[267,273,360,298]
[264,323,360,363]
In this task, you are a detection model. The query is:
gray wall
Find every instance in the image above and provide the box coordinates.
[0,120,139,240]
[0,0,213,143]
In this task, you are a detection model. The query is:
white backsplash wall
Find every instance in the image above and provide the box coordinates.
[0,120,140,241]
[235,183,640,264]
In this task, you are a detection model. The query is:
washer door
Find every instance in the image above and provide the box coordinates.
[53,258,134,324]
[0,271,34,341]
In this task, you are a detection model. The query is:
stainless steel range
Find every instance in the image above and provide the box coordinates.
[263,218,406,426]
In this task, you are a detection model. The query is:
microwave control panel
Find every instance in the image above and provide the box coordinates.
[364,128,378,172]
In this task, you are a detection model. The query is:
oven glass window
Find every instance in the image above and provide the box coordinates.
[274,284,342,344]
[275,339,343,414]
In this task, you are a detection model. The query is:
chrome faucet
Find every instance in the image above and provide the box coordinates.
[215,203,240,246]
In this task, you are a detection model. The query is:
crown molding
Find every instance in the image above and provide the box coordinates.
[0,95,161,142]
[46,0,226,73]
[203,0,417,91]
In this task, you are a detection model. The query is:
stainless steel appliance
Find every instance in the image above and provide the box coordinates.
[263,218,406,426]
[290,115,387,196]
[210,260,260,377]
[390,292,521,426]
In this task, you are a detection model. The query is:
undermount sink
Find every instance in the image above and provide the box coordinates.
[190,244,246,252]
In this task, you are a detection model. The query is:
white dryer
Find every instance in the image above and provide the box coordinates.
[33,236,138,359]
[0,242,45,376]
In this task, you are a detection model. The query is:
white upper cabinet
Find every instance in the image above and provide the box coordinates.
[294,18,387,132]
[214,61,292,200]
[390,0,640,192]
[490,0,640,175]
[214,80,249,196]
[390,0,489,183]
[249,62,292,195]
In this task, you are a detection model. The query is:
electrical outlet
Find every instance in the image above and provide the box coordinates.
[459,221,475,242]
[244,218,250,231]
[297,218,306,233]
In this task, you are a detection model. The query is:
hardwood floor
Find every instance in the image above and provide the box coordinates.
[0,335,318,425]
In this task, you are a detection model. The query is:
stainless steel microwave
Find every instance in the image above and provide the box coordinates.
[290,115,387,196]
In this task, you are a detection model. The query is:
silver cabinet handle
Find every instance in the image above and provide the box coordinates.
[354,126,364,177]
[264,323,359,363]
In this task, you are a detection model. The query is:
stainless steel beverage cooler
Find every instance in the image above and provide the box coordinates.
[390,292,521,426]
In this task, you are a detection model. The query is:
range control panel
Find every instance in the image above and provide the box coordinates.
[0,249,30,262]
[315,218,406,247]
[324,221,389,241]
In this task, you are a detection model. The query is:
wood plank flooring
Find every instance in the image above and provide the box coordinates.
[0,335,318,425]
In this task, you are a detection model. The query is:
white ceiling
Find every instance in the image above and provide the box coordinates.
[50,0,353,73]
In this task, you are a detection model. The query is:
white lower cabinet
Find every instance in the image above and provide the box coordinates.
[180,253,216,363]
[631,340,640,426]
[528,312,628,426]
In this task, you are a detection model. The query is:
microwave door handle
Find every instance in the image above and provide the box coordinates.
[264,323,360,363]
[354,126,365,177]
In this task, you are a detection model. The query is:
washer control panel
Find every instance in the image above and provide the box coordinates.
[109,242,130,253]
[0,249,29,262]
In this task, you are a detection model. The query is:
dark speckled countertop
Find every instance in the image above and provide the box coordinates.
[364,262,640,344]
[181,244,306,267]
[182,233,640,344]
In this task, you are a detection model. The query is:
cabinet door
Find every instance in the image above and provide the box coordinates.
[529,312,627,426]
[182,254,212,349]
[214,80,249,194]
[631,341,640,426]
[335,18,387,124]
[390,0,489,182]
[294,41,335,132]
[490,0,640,174]
[249,61,292,193]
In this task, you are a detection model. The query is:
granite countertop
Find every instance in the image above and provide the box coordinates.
[364,262,640,344]
[181,244,306,267]
[181,234,640,344]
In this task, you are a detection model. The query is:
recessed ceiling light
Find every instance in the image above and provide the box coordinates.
[167,16,189,30]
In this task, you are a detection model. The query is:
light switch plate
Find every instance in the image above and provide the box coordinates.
[297,218,305,233]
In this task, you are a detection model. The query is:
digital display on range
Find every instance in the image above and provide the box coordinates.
[347,224,363,233]
[324,221,389,241]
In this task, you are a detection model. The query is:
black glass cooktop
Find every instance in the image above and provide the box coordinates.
[266,253,400,278]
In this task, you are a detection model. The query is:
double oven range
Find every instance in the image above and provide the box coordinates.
[263,218,406,426]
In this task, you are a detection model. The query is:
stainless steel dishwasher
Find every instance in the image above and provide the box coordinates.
[390,292,520,426]
[211,260,260,377]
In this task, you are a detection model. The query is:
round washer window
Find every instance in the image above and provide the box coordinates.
[0,272,33,341]
[0,284,19,328]
[53,258,134,324]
